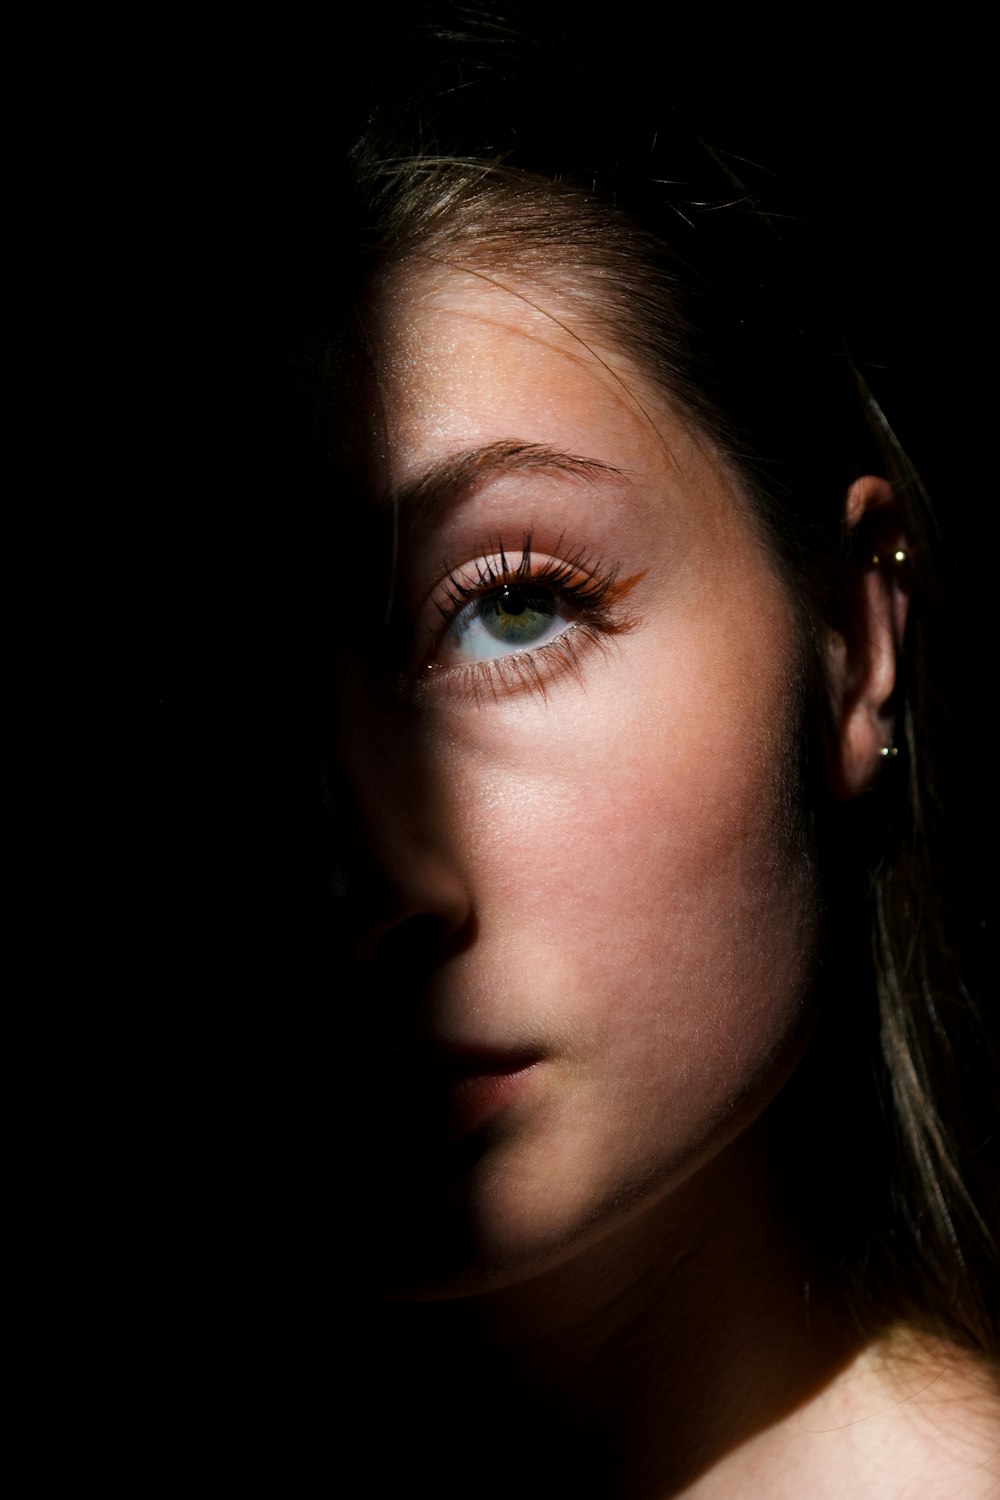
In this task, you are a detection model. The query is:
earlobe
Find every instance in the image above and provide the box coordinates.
[826,476,911,800]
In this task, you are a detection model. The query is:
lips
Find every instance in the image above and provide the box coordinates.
[395,1044,543,1144]
[439,1050,541,1139]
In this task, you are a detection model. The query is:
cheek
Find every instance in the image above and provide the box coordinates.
[434,578,818,1129]
[431,695,820,1272]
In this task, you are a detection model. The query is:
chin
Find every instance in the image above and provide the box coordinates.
[351,1133,717,1305]
[347,1145,551,1301]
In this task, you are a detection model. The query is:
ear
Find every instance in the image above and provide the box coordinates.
[826,476,912,799]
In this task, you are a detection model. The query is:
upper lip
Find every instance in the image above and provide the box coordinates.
[411,1041,543,1082]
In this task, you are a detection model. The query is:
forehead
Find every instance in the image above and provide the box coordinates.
[373,262,722,504]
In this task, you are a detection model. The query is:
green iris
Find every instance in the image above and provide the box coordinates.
[449,583,565,661]
[479,586,557,644]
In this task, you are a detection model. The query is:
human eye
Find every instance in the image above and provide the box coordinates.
[442,562,576,664]
[420,536,640,702]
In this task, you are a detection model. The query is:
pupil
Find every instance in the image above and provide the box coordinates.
[476,585,556,647]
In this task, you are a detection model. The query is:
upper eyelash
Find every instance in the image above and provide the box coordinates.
[436,533,623,623]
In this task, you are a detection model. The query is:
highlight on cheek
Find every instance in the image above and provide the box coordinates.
[421,535,644,704]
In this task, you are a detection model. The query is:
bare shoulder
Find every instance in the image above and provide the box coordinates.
[793,1328,1000,1499]
[672,1329,999,1499]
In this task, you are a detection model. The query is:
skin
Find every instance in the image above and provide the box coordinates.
[335,264,998,1494]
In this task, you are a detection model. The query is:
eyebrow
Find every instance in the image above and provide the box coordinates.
[387,441,630,530]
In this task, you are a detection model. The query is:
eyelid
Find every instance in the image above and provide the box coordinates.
[436,543,598,617]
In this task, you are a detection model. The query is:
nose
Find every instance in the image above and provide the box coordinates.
[343,837,474,966]
[327,717,474,972]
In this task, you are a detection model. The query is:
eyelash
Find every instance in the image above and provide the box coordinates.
[424,535,638,704]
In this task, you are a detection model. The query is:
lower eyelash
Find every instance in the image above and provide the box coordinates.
[436,620,616,707]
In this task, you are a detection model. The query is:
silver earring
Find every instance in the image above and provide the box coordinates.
[880,746,898,759]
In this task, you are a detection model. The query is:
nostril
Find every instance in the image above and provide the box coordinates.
[339,851,475,967]
[376,909,475,970]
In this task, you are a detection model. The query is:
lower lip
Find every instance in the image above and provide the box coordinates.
[441,1060,539,1141]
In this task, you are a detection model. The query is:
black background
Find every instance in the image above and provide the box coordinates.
[108,6,990,1480]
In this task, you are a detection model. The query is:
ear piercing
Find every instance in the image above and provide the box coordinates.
[871,548,910,567]
[880,746,898,758]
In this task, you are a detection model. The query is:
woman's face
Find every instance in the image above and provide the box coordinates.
[336,263,822,1295]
